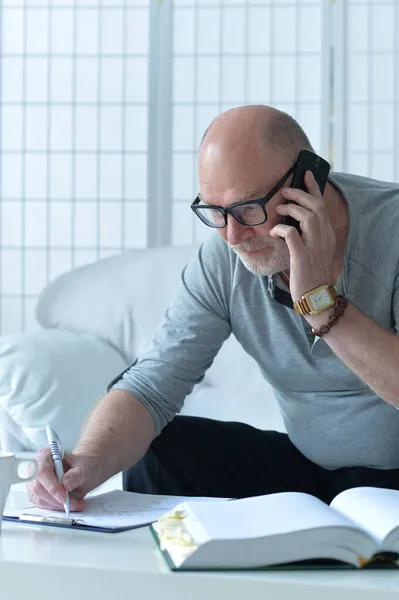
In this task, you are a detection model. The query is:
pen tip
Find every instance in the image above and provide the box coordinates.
[64,497,70,517]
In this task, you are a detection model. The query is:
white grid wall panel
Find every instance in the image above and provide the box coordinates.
[0,1,150,334]
[172,0,328,247]
[340,0,399,181]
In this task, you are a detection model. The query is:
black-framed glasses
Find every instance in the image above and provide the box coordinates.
[191,159,298,228]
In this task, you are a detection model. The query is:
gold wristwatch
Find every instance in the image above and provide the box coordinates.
[293,285,337,316]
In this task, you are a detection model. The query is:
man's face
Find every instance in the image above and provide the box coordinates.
[198,150,292,277]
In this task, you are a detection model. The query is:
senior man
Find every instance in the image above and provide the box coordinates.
[29,105,399,510]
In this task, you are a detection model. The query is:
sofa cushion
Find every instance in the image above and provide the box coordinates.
[37,245,200,364]
[0,329,127,452]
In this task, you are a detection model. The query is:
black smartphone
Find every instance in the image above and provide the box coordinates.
[281,149,330,236]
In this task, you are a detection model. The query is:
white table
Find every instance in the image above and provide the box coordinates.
[1,489,399,600]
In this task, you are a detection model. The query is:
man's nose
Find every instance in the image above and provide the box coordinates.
[225,214,248,246]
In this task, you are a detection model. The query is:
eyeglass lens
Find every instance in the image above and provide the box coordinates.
[196,203,266,227]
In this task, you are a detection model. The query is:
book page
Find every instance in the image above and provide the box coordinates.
[5,490,227,530]
[331,487,399,544]
[182,491,361,541]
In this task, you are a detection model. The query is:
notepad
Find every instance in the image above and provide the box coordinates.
[4,489,227,533]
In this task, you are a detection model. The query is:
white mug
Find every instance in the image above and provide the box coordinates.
[0,451,38,534]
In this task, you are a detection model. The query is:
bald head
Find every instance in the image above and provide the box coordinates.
[200,105,313,160]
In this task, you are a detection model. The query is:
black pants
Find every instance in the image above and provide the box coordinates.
[123,416,399,504]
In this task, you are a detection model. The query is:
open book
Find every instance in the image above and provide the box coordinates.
[151,487,399,570]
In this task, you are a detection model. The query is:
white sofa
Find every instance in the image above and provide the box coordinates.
[0,244,285,457]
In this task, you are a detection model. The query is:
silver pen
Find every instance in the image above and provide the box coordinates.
[45,425,70,516]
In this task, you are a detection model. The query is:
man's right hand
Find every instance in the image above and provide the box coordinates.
[27,448,100,512]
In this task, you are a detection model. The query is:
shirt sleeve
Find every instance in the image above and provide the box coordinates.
[107,236,232,436]
[394,265,399,335]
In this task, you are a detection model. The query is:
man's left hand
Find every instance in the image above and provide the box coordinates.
[270,170,336,302]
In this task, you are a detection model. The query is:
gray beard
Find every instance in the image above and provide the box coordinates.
[229,241,290,277]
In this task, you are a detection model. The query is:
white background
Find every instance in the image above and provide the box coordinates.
[0,0,398,334]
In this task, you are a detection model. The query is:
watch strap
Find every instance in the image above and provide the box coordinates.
[312,296,348,337]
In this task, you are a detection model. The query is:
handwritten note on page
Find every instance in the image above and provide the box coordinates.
[8,490,227,530]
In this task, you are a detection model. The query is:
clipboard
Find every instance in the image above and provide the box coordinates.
[3,490,232,535]
[3,513,151,534]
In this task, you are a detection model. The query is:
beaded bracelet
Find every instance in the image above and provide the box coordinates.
[311,295,348,337]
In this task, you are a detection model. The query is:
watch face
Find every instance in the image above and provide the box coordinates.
[309,288,332,311]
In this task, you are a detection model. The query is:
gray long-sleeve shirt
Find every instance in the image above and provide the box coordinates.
[109,171,399,470]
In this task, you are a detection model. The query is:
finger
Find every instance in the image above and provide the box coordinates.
[280,191,330,238]
[37,466,67,504]
[37,447,71,473]
[269,223,304,256]
[280,189,325,213]
[28,479,85,511]
[63,466,85,493]
[28,479,64,510]
[281,181,326,216]
[276,204,321,246]
[304,170,323,197]
[28,478,60,507]
[276,203,312,222]
[68,491,86,511]
[35,448,68,504]
[36,447,53,469]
